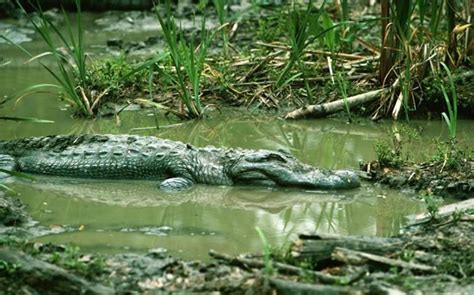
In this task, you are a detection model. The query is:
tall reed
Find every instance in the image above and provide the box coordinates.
[155,2,212,119]
[276,0,327,88]
[1,0,95,117]
[213,0,229,56]
[439,63,458,139]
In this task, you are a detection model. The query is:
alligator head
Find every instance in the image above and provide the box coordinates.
[227,150,360,190]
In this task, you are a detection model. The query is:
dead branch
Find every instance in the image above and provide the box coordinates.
[284,88,389,119]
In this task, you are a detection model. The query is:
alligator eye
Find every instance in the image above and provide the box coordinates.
[246,152,288,163]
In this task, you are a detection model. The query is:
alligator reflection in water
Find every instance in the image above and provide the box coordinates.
[11,177,422,260]
[16,177,356,209]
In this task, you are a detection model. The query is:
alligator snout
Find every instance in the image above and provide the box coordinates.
[231,152,360,190]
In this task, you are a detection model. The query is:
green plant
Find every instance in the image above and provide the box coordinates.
[374,124,419,167]
[439,63,458,139]
[336,72,351,121]
[257,13,286,42]
[255,226,273,276]
[87,55,149,101]
[0,0,96,117]
[213,0,229,56]
[0,260,19,276]
[276,0,326,88]
[431,139,466,171]
[321,11,336,53]
[423,194,443,220]
[155,2,212,119]
[47,245,106,279]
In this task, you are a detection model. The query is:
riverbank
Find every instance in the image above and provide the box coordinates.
[1,3,472,120]
[1,186,473,293]
[361,142,473,200]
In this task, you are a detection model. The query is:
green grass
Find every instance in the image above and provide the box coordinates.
[276,0,326,88]
[439,63,458,139]
[255,226,274,276]
[213,0,229,56]
[336,72,351,122]
[155,2,212,119]
[0,0,96,117]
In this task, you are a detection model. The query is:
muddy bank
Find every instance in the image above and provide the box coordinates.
[361,156,474,199]
[0,192,28,227]
[1,189,473,293]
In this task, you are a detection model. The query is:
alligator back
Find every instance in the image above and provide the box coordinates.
[0,135,190,179]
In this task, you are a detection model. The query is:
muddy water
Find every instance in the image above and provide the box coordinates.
[4,78,473,261]
[1,14,473,260]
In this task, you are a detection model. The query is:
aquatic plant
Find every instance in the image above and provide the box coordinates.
[276,0,326,89]
[374,124,420,168]
[377,0,470,120]
[336,73,351,122]
[213,0,229,56]
[155,2,212,119]
[0,0,96,117]
[439,63,458,139]
[255,226,274,276]
[423,194,443,220]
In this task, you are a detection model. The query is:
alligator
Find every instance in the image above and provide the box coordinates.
[0,134,360,191]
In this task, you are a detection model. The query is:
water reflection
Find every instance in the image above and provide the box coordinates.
[11,176,421,260]
[3,90,473,259]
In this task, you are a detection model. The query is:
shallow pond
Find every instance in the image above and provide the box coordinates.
[1,13,473,261]
[3,78,473,260]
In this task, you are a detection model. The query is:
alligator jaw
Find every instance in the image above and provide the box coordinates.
[230,158,361,190]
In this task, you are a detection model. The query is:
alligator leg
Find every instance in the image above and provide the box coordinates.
[0,154,16,179]
[159,177,194,192]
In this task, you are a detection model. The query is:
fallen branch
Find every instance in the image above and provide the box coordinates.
[406,198,474,225]
[284,88,389,119]
[0,248,113,294]
[208,249,364,285]
[290,233,403,263]
[332,247,437,273]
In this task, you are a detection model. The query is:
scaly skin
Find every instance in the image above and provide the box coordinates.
[0,135,360,190]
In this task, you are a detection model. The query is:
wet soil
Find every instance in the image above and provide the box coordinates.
[361,156,474,200]
[0,192,28,227]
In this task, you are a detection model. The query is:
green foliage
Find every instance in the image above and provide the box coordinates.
[0,0,96,117]
[374,125,420,168]
[0,260,19,276]
[431,139,466,171]
[257,12,286,42]
[48,245,106,279]
[422,194,443,220]
[321,12,336,52]
[212,0,229,56]
[255,226,273,276]
[155,2,212,119]
[87,55,148,101]
[439,63,458,139]
[336,72,351,121]
[276,0,326,88]
[375,139,403,168]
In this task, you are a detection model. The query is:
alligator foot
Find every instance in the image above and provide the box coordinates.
[0,154,16,180]
[159,177,194,192]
